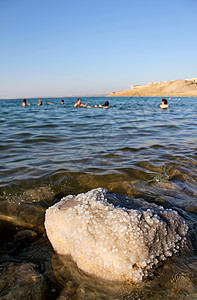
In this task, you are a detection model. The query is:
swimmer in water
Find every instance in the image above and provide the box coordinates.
[61,100,64,104]
[38,99,43,105]
[22,99,30,106]
[103,101,109,108]
[74,98,86,107]
[160,99,169,109]
[74,98,83,107]
[95,101,109,108]
[22,99,27,106]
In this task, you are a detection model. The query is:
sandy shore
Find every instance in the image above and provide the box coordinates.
[107,78,197,97]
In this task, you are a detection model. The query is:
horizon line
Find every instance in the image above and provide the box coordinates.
[0,94,108,100]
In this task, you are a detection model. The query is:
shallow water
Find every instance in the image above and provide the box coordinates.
[0,97,197,299]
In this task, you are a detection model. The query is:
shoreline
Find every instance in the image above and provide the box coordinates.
[107,78,197,97]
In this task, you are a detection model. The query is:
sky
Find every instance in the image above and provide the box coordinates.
[0,0,197,98]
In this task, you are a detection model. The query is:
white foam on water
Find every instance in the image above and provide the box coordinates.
[44,188,188,283]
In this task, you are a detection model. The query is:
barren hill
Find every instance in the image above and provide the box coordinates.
[107,78,197,97]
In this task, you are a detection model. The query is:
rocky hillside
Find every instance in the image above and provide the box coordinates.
[107,78,197,97]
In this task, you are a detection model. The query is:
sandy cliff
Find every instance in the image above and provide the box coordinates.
[107,78,197,97]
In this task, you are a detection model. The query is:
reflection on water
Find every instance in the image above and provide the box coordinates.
[0,97,197,299]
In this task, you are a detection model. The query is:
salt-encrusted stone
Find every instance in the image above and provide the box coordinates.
[44,188,188,283]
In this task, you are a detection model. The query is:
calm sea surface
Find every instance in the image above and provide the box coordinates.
[0,97,197,299]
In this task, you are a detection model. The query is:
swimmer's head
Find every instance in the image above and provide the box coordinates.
[104,101,109,107]
[61,100,64,104]
[77,98,81,104]
[162,99,168,105]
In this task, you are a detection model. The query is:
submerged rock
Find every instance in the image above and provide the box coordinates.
[44,188,188,283]
[0,263,47,300]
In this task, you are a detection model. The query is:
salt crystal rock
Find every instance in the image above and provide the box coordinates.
[44,188,188,283]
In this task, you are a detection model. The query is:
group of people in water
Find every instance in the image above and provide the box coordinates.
[22,99,64,106]
[22,98,169,109]
[21,98,109,108]
[74,98,109,108]
[73,98,170,109]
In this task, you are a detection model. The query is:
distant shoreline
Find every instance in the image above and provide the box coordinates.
[107,78,197,97]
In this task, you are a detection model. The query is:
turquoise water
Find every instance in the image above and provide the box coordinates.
[0,97,197,299]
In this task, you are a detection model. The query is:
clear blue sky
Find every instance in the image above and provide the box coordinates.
[0,0,197,98]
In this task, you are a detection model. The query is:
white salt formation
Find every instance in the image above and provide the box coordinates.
[45,188,188,283]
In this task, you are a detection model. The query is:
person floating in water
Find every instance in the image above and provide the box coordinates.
[22,99,30,106]
[38,99,43,105]
[74,98,109,108]
[61,100,64,104]
[160,99,169,109]
[95,101,109,108]
[103,101,109,108]
[74,98,86,107]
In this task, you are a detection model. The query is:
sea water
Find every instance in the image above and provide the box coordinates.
[0,97,197,299]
